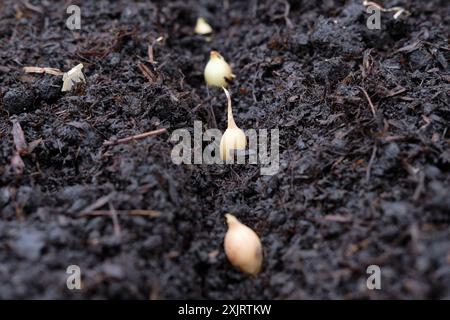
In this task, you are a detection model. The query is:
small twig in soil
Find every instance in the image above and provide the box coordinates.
[148,45,154,64]
[419,115,432,130]
[395,40,422,54]
[23,66,63,76]
[79,194,114,215]
[365,145,377,183]
[382,135,408,142]
[109,201,122,238]
[423,41,450,51]
[282,0,294,29]
[324,214,352,223]
[148,36,164,64]
[137,62,157,84]
[385,86,406,98]
[80,209,162,217]
[103,128,167,146]
[22,0,43,14]
[412,170,425,201]
[402,159,420,177]
[358,86,377,118]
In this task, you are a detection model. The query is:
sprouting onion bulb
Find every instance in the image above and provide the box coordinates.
[62,63,86,92]
[195,17,213,35]
[224,214,263,275]
[220,87,246,161]
[204,51,235,88]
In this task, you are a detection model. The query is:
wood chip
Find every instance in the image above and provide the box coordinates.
[324,214,352,223]
[23,66,63,76]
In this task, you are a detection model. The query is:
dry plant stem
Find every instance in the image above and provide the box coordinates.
[137,63,157,84]
[412,171,425,201]
[365,145,377,183]
[79,194,113,215]
[23,66,63,76]
[80,209,162,217]
[423,41,450,51]
[282,0,294,29]
[109,202,121,238]
[358,86,377,118]
[148,36,164,64]
[22,0,43,13]
[148,45,154,64]
[103,128,166,146]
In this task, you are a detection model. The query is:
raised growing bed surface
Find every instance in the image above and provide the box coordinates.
[0,0,449,299]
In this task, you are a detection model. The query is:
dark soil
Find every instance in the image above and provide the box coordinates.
[1,0,449,299]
